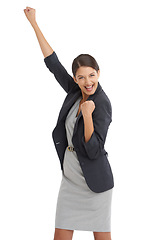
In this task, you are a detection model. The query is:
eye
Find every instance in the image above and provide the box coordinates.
[90,74,95,77]
[79,76,84,79]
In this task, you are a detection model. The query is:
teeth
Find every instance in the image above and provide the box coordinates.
[86,85,93,89]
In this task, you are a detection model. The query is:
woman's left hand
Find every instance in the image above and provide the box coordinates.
[81,100,95,117]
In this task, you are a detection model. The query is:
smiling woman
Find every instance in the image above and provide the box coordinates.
[72,54,100,101]
[24,6,113,240]
[74,66,99,98]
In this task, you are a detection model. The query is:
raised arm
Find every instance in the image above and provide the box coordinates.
[24,6,53,58]
[44,52,77,93]
[24,6,76,93]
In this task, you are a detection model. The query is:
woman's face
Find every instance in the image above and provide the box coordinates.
[73,66,100,100]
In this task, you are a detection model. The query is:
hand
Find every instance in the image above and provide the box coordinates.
[80,100,95,117]
[24,7,36,26]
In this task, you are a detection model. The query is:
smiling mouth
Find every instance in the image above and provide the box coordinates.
[85,84,94,90]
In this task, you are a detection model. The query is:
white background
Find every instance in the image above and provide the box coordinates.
[0,0,160,239]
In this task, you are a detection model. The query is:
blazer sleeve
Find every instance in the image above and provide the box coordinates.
[44,51,76,93]
[81,99,112,160]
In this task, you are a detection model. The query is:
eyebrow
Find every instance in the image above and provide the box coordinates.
[77,72,95,77]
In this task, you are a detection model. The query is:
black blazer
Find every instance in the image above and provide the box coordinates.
[44,51,114,193]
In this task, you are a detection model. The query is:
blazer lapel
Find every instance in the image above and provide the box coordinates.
[56,85,82,123]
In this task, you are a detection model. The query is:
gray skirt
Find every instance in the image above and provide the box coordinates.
[54,96,113,232]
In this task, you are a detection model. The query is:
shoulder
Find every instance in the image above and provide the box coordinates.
[94,87,112,114]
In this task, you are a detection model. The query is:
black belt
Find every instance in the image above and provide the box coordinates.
[67,146,75,152]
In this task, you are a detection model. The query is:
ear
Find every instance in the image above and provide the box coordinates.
[97,69,100,78]
[73,76,78,84]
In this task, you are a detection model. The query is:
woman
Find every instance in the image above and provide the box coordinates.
[24,7,114,240]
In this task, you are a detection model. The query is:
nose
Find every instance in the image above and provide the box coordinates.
[85,77,92,84]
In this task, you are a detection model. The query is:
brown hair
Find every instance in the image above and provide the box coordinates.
[72,54,99,77]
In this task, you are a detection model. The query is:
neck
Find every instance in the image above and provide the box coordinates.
[81,92,89,102]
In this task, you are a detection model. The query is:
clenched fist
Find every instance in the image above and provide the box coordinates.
[80,100,95,117]
[24,7,36,26]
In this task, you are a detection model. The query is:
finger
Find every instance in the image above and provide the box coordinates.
[26,6,34,10]
[26,7,32,11]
